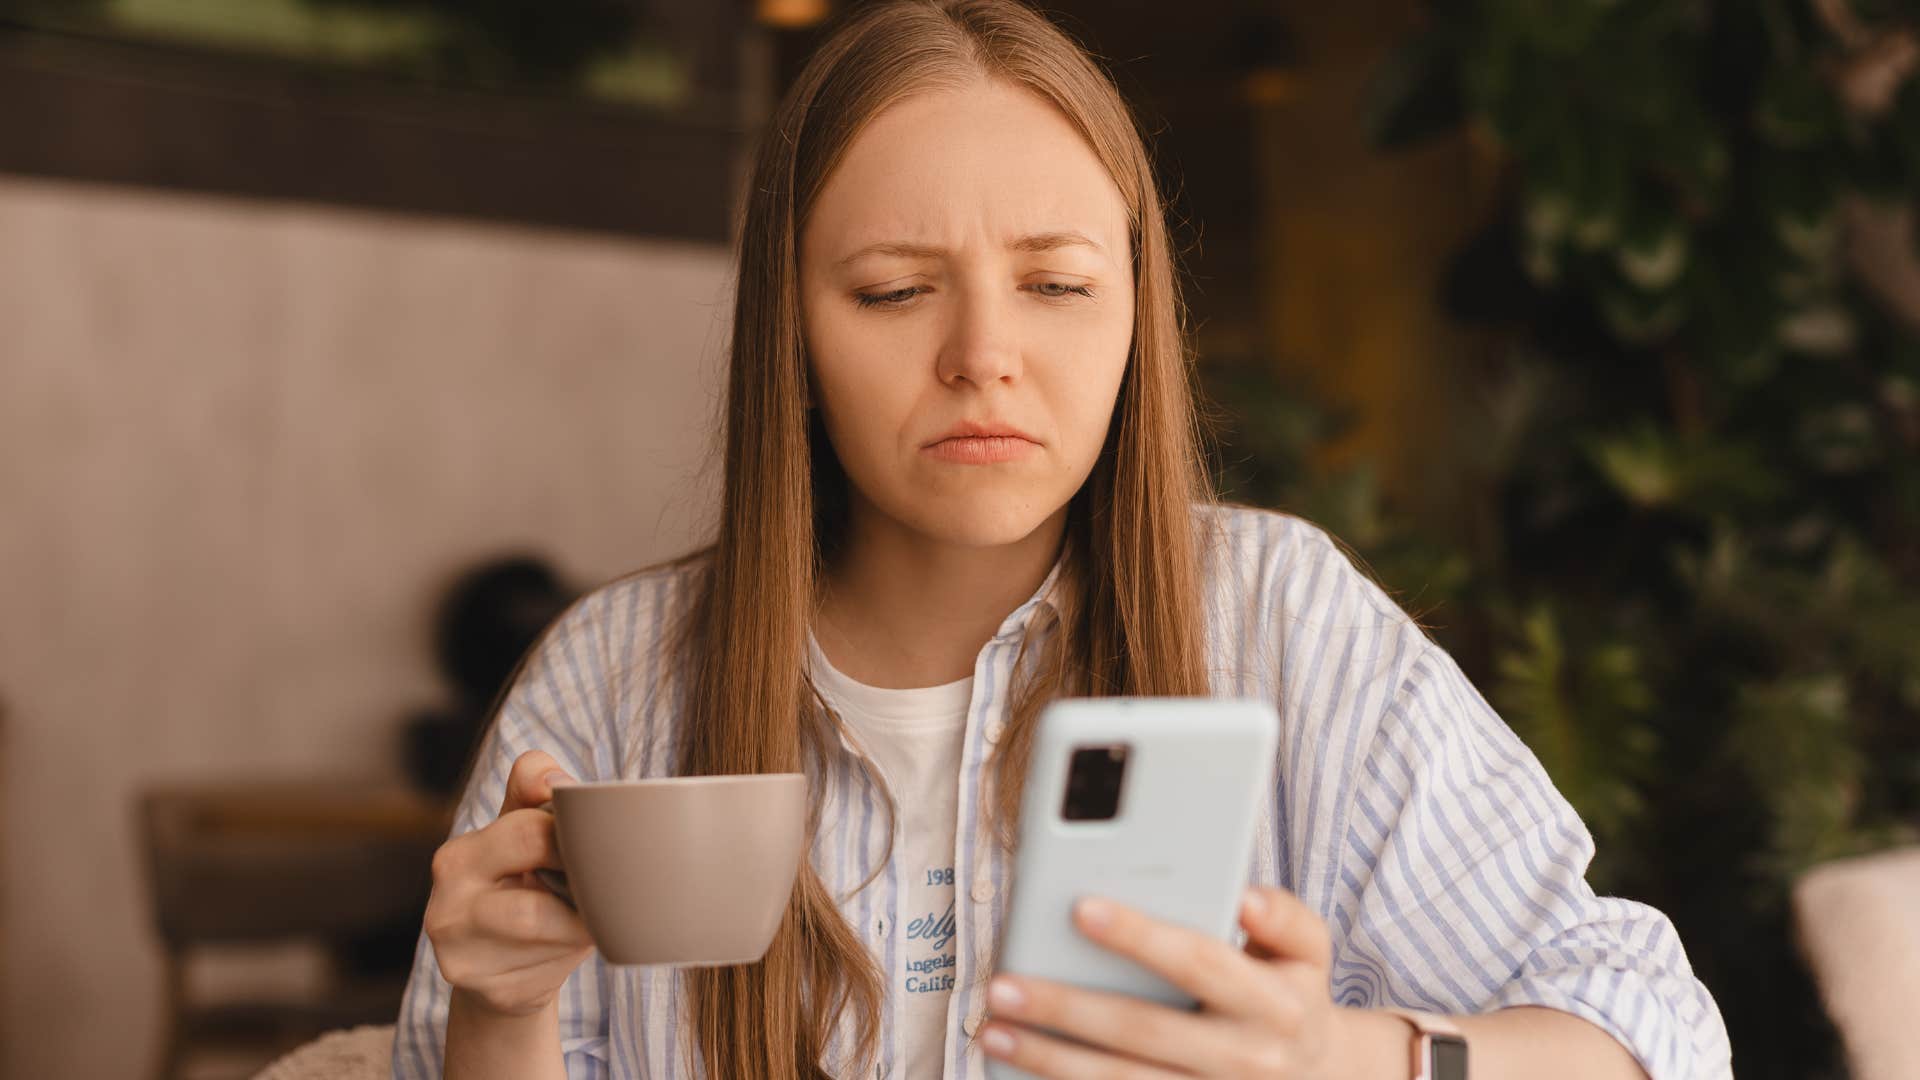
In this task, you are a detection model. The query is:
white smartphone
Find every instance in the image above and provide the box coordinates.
[987,697,1280,1079]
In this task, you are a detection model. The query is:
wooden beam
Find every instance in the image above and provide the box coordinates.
[0,27,745,242]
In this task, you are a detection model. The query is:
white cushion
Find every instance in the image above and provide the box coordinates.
[1793,846,1920,1080]
[252,1023,394,1080]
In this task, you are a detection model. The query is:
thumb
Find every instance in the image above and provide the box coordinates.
[500,749,578,815]
[1239,886,1332,971]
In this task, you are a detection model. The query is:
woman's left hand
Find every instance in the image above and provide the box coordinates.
[978,885,1357,1078]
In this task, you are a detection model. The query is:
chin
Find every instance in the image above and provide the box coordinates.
[894,489,1066,549]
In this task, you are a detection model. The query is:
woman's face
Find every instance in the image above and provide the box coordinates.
[798,77,1135,550]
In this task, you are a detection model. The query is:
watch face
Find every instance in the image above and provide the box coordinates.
[1431,1034,1469,1080]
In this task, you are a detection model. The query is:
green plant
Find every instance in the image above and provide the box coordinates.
[1213,2,1920,1076]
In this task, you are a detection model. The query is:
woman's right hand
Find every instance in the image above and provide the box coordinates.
[425,749,595,1019]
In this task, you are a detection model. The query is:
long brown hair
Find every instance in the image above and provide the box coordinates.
[674,1,1215,1075]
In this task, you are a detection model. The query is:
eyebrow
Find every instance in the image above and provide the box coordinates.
[835,230,1104,266]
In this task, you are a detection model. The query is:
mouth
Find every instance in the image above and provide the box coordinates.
[923,420,1040,446]
[922,434,1039,465]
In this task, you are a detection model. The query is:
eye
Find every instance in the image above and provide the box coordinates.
[853,285,924,309]
[1027,282,1096,302]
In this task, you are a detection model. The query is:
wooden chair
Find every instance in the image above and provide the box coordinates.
[138,781,452,1080]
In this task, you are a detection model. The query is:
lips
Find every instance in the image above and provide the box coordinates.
[923,420,1040,446]
[922,420,1041,465]
[923,435,1036,464]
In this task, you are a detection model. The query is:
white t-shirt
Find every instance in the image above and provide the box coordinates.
[808,633,972,1080]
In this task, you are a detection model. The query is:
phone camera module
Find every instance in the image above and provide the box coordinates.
[1061,743,1130,821]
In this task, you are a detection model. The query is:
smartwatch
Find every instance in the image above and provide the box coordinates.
[1383,1008,1469,1080]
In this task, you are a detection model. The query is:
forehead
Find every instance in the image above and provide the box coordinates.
[803,77,1131,260]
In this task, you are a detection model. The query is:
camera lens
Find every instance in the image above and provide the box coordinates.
[1061,743,1129,821]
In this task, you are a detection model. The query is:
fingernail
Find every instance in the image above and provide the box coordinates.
[1076,896,1113,930]
[987,977,1025,1011]
[981,1026,1016,1056]
[542,771,574,789]
[1243,890,1268,918]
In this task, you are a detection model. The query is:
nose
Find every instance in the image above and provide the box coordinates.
[934,283,1022,389]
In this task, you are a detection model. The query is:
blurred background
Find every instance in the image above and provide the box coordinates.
[1,1,1916,1078]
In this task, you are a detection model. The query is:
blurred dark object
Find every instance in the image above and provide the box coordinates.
[401,706,477,799]
[402,555,577,797]
[437,556,576,709]
[138,781,452,1080]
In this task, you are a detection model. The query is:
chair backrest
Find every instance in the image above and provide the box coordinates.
[139,781,450,947]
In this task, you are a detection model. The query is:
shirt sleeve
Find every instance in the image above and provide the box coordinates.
[390,589,621,1080]
[1330,641,1733,1080]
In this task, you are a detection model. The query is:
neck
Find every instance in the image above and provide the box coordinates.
[816,497,1066,689]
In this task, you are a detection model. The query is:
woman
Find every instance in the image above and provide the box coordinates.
[393,2,1731,1078]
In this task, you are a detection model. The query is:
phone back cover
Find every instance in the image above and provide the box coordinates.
[987,697,1279,1076]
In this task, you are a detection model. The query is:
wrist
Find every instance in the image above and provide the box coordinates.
[1383,1007,1472,1080]
[446,990,566,1080]
[450,985,559,1022]
[1330,1007,1428,1080]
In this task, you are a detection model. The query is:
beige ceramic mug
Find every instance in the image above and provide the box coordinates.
[535,773,808,966]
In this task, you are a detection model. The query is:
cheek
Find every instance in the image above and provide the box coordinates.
[1044,310,1133,454]
[803,307,916,459]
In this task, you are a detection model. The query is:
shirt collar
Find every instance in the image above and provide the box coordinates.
[989,549,1066,645]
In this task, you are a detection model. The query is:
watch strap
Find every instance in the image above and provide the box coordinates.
[1383,1007,1464,1038]
[1382,1008,1468,1080]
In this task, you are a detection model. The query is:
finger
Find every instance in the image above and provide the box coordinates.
[464,945,595,1007]
[437,926,591,999]
[446,807,565,884]
[986,974,1255,1075]
[977,1020,1190,1080]
[470,885,593,949]
[500,750,578,816]
[1071,896,1275,1020]
[1238,887,1332,971]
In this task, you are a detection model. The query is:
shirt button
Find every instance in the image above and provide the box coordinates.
[963,1011,983,1036]
[985,720,1006,744]
[970,877,995,903]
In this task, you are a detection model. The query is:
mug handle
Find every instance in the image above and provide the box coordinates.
[533,799,577,911]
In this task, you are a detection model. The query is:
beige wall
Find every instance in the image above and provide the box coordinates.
[0,174,732,1078]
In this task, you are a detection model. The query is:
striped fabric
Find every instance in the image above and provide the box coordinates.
[392,504,1732,1079]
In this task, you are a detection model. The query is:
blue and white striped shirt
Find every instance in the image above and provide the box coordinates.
[393,504,1732,1079]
